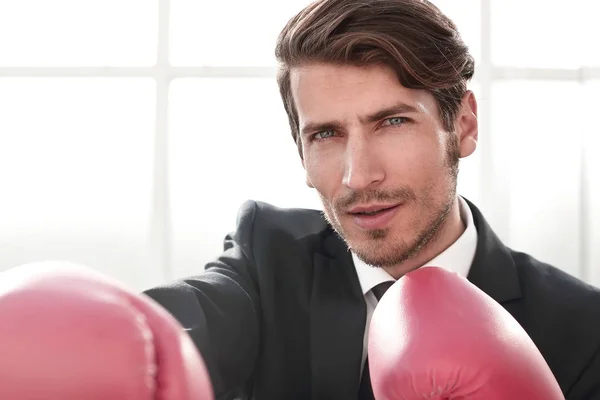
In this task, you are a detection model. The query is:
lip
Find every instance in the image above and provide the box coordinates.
[349,204,401,230]
[347,203,400,214]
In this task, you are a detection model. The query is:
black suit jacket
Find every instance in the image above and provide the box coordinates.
[144,198,600,399]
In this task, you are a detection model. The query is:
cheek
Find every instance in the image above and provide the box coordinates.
[303,149,344,195]
[379,133,443,179]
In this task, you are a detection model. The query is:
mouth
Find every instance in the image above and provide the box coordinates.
[350,206,396,215]
[348,204,400,215]
[347,204,402,230]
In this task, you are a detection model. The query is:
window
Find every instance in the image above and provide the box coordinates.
[1,0,598,288]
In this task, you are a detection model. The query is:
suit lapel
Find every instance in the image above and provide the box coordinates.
[310,232,365,400]
[465,198,522,304]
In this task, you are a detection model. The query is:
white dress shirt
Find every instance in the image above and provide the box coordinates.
[352,196,479,375]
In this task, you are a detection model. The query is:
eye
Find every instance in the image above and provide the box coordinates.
[382,116,408,126]
[312,129,336,140]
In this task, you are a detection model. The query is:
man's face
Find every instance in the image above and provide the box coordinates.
[291,63,476,271]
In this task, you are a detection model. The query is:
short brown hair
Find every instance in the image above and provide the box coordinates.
[275,0,475,157]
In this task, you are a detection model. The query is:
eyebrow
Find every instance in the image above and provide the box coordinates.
[299,102,419,136]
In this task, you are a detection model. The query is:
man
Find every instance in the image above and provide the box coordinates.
[144,0,600,399]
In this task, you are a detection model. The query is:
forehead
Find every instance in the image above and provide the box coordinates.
[290,63,434,122]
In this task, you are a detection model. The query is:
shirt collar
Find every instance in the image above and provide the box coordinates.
[352,196,478,295]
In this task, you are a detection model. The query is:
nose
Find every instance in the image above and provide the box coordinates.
[342,136,385,191]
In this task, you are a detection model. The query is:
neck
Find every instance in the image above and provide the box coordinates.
[386,196,466,279]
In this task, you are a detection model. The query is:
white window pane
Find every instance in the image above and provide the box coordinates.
[431,0,481,64]
[583,81,600,286]
[0,0,158,67]
[170,0,308,66]
[582,7,600,67]
[491,1,593,68]
[492,81,583,277]
[0,78,157,290]
[169,78,320,276]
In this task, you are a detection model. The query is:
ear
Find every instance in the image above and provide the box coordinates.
[456,90,478,158]
[306,176,315,188]
[301,158,315,188]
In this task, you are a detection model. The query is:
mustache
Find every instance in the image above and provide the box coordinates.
[334,187,416,211]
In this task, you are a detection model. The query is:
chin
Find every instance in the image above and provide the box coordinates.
[349,224,428,268]
[346,230,396,264]
[352,244,407,268]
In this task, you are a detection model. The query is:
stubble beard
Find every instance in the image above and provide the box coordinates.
[320,134,461,268]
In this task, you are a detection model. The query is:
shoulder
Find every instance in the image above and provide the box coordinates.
[230,200,335,260]
[235,200,329,239]
[509,250,600,382]
[227,201,341,296]
[511,250,600,309]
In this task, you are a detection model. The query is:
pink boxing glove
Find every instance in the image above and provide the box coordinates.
[368,266,564,399]
[0,261,214,400]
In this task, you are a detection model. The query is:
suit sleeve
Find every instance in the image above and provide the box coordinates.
[567,345,600,399]
[143,201,261,399]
